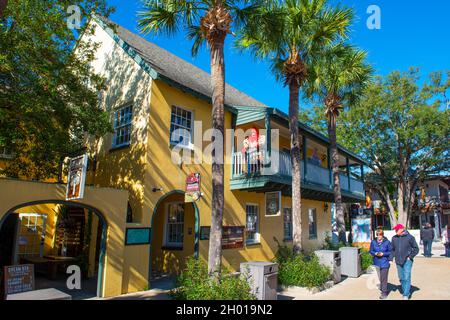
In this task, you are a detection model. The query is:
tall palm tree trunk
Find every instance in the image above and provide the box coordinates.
[207,36,225,276]
[289,82,303,253]
[328,111,346,243]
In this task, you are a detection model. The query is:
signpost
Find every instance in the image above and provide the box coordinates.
[3,264,35,298]
[66,154,88,201]
[185,173,201,203]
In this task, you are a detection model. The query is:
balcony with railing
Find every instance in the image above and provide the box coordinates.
[231,150,365,200]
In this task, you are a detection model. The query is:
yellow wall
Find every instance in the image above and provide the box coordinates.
[0,178,128,297]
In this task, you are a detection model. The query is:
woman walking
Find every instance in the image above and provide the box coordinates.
[370,229,392,299]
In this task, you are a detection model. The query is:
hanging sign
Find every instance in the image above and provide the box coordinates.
[185,173,201,203]
[265,191,281,216]
[3,264,35,297]
[66,154,88,201]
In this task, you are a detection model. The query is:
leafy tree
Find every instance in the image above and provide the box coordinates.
[237,0,352,252]
[304,44,372,243]
[0,0,114,180]
[300,68,450,227]
[138,0,260,275]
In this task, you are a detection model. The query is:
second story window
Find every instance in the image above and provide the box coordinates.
[113,105,133,148]
[170,106,193,148]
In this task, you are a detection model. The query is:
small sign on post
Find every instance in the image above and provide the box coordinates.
[3,264,35,298]
[66,154,88,201]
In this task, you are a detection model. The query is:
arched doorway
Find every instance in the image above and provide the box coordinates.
[149,190,199,282]
[0,200,107,299]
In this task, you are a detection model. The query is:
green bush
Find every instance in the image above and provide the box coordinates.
[360,249,373,271]
[322,232,346,250]
[170,257,256,300]
[276,254,331,288]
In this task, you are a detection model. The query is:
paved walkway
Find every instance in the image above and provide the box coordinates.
[278,256,450,300]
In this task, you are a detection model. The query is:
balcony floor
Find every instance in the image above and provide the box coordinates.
[230,174,365,203]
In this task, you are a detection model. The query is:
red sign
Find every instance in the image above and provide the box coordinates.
[185,173,201,202]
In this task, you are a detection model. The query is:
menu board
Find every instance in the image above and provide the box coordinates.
[66,154,88,200]
[185,173,201,203]
[222,226,244,249]
[3,264,35,296]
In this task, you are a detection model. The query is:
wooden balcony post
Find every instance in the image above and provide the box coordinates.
[327,147,332,188]
[265,110,271,168]
[302,135,307,181]
[346,157,351,191]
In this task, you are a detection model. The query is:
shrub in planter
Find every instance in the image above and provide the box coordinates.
[360,248,373,271]
[170,257,256,300]
[276,254,331,289]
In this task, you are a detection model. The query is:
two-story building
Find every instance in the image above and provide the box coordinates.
[83,16,366,292]
[0,15,367,298]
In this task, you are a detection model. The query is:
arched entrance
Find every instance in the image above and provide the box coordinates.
[149,190,199,282]
[0,200,107,299]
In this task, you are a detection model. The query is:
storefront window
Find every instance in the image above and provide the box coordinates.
[283,208,292,240]
[166,203,184,246]
[246,204,259,244]
[308,208,317,239]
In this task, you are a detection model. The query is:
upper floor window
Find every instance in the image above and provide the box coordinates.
[170,106,193,148]
[246,204,260,244]
[113,105,133,148]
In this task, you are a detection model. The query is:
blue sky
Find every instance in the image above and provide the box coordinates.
[106,0,450,112]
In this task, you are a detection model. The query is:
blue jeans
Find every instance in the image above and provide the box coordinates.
[396,259,413,297]
[445,244,450,257]
[423,240,432,257]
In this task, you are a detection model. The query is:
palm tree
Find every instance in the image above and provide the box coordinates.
[305,43,372,243]
[237,0,352,253]
[138,0,258,276]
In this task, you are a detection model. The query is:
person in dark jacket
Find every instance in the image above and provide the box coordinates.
[390,224,419,300]
[369,229,392,299]
[420,223,435,257]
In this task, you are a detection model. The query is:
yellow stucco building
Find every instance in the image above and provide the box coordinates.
[0,16,366,298]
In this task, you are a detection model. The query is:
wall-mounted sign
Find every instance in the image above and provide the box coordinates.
[265,191,281,216]
[200,226,210,240]
[66,154,88,201]
[125,228,151,245]
[222,226,245,249]
[185,173,201,203]
[3,264,35,297]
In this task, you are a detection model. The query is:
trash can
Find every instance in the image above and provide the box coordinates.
[339,247,362,278]
[314,250,341,283]
[240,262,278,300]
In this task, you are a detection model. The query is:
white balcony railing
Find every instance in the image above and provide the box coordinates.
[232,151,364,195]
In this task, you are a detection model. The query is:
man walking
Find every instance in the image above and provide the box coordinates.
[390,224,419,300]
[420,223,435,257]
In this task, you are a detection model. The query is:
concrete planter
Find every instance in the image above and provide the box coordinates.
[278,280,334,295]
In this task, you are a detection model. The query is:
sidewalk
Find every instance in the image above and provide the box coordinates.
[278,257,450,300]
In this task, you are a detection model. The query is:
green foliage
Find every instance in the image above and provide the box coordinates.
[170,257,256,300]
[321,232,346,250]
[273,241,331,289]
[0,0,114,179]
[360,248,373,271]
[236,0,353,85]
[275,253,331,289]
